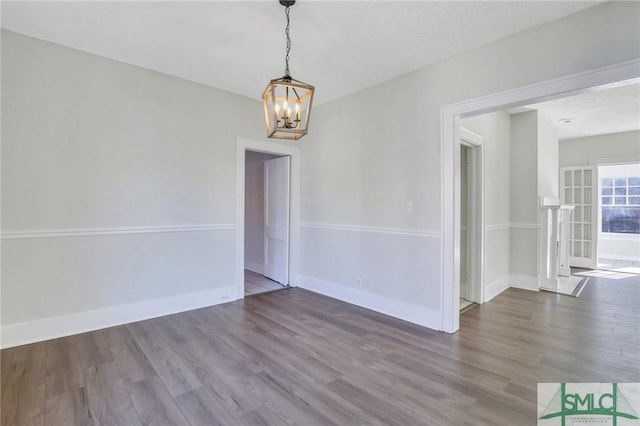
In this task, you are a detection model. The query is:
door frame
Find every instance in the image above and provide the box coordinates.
[459,127,485,306]
[236,137,301,299]
[441,59,640,333]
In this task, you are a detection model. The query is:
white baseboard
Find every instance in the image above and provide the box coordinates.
[509,274,539,291]
[1,285,237,349]
[299,275,441,331]
[484,276,510,302]
[244,261,264,275]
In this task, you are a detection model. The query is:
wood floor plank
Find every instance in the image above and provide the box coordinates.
[343,354,481,425]
[83,362,142,425]
[213,322,342,387]
[45,337,84,398]
[127,376,189,426]
[1,350,46,426]
[74,332,113,370]
[326,377,435,426]
[1,347,16,400]
[102,325,156,385]
[126,322,202,397]
[174,386,244,426]
[240,406,289,426]
[224,303,299,341]
[179,328,257,379]
[253,365,382,425]
[44,387,92,426]
[173,338,262,417]
[469,392,534,426]
[242,372,334,425]
[148,316,189,346]
[361,359,480,425]
[12,342,47,362]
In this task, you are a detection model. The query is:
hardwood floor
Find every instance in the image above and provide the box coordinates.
[2,273,638,425]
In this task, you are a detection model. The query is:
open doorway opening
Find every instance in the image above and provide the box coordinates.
[244,151,290,296]
[459,127,485,311]
[441,61,639,333]
[236,137,301,301]
[244,151,290,295]
[460,144,472,310]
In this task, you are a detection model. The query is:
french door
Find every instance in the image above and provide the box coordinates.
[560,166,597,269]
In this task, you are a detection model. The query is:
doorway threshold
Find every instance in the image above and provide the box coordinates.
[245,269,286,296]
[460,298,476,313]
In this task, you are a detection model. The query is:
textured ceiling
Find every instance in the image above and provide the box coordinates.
[1,1,601,105]
[510,81,640,140]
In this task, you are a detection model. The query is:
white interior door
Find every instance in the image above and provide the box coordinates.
[264,156,290,285]
[560,166,597,269]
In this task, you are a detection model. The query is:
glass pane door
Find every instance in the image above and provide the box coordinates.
[560,166,597,268]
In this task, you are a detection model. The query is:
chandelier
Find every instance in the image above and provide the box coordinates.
[262,0,315,140]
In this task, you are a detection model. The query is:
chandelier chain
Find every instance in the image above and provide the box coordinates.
[284,5,291,77]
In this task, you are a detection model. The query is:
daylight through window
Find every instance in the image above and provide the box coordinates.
[601,176,640,234]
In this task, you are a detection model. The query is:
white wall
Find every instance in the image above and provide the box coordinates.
[508,111,540,287]
[299,2,640,329]
[537,115,560,199]
[510,112,539,226]
[2,1,639,342]
[1,30,273,346]
[559,131,640,167]
[244,151,280,273]
[506,111,559,289]
[599,236,640,261]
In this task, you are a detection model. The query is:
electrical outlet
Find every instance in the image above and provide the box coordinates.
[406,202,413,213]
[356,278,363,288]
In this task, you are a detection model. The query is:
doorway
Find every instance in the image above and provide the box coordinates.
[459,127,485,311]
[460,145,471,309]
[441,60,639,333]
[244,151,289,295]
[236,137,301,300]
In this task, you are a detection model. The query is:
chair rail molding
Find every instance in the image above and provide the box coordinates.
[300,222,440,238]
[0,224,235,240]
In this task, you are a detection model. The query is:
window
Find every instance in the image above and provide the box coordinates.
[601,176,640,234]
